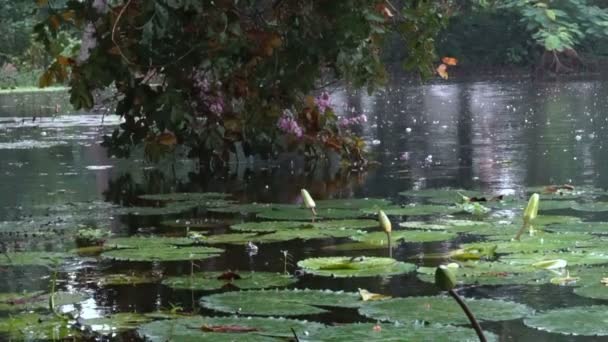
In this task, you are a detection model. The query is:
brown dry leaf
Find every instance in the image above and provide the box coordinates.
[442,57,458,66]
[216,271,242,281]
[157,132,177,147]
[358,288,391,301]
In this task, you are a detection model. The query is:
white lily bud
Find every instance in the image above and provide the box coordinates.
[301,189,316,209]
[378,210,391,234]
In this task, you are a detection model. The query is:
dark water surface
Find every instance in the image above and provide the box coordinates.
[1,80,608,341]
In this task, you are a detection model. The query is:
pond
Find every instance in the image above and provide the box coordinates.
[1,79,608,341]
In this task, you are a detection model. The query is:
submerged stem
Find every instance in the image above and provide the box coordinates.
[311,207,317,222]
[448,289,486,342]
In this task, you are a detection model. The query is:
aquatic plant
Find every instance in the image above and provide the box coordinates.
[74,228,111,247]
[301,189,317,221]
[378,210,392,257]
[514,193,539,241]
[435,265,486,342]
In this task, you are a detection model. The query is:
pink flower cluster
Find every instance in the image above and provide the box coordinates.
[277,110,303,138]
[339,114,368,127]
[192,70,224,116]
[315,92,331,113]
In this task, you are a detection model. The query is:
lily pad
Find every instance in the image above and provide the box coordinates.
[461,232,597,254]
[315,198,393,209]
[250,228,365,244]
[137,316,325,341]
[0,313,77,340]
[539,200,578,211]
[524,305,608,336]
[138,192,230,202]
[231,219,378,232]
[572,202,608,212]
[0,252,72,267]
[97,273,160,286]
[82,313,151,334]
[162,272,296,290]
[307,322,497,342]
[363,204,460,216]
[197,233,260,245]
[297,256,415,278]
[104,236,194,248]
[416,263,552,286]
[0,291,87,312]
[160,219,228,230]
[573,283,608,300]
[200,288,361,316]
[257,208,362,221]
[102,246,223,262]
[529,215,582,226]
[209,203,294,215]
[501,251,608,267]
[353,230,457,246]
[117,202,199,216]
[545,221,608,234]
[399,189,482,200]
[359,296,532,325]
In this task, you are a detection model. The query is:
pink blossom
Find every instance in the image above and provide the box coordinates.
[315,92,331,113]
[338,114,368,127]
[277,111,303,138]
[76,22,97,64]
[92,0,109,14]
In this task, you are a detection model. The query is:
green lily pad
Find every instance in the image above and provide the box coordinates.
[209,203,294,215]
[257,208,362,221]
[501,251,608,266]
[572,202,608,212]
[97,273,160,286]
[0,252,72,267]
[573,283,608,300]
[307,322,497,342]
[359,296,532,325]
[162,272,296,290]
[200,288,361,316]
[363,204,460,216]
[297,256,415,278]
[524,305,608,336]
[539,200,578,211]
[315,198,393,209]
[231,219,377,232]
[160,219,228,230]
[0,291,87,312]
[82,313,152,334]
[416,263,552,286]
[138,192,230,202]
[398,221,452,230]
[102,246,222,262]
[529,215,582,226]
[399,189,482,200]
[137,316,325,341]
[527,185,604,199]
[0,313,77,340]
[249,228,365,244]
[104,236,194,248]
[117,202,199,216]
[545,221,608,234]
[461,232,597,254]
[197,233,260,245]
[353,230,457,246]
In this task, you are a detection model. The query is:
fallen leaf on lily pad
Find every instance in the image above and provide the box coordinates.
[358,288,391,301]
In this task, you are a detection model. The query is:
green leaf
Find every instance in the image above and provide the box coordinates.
[524,306,608,336]
[359,296,532,325]
[137,316,325,341]
[102,246,222,262]
[82,313,152,334]
[297,256,416,278]
[200,288,361,316]
[0,313,78,340]
[162,272,296,290]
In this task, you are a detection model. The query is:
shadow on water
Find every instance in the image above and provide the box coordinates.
[2,78,608,340]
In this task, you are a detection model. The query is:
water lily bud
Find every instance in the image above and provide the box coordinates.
[435,265,457,291]
[378,210,391,234]
[301,189,316,209]
[523,193,539,223]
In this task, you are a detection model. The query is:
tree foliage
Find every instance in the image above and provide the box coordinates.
[34,0,447,166]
